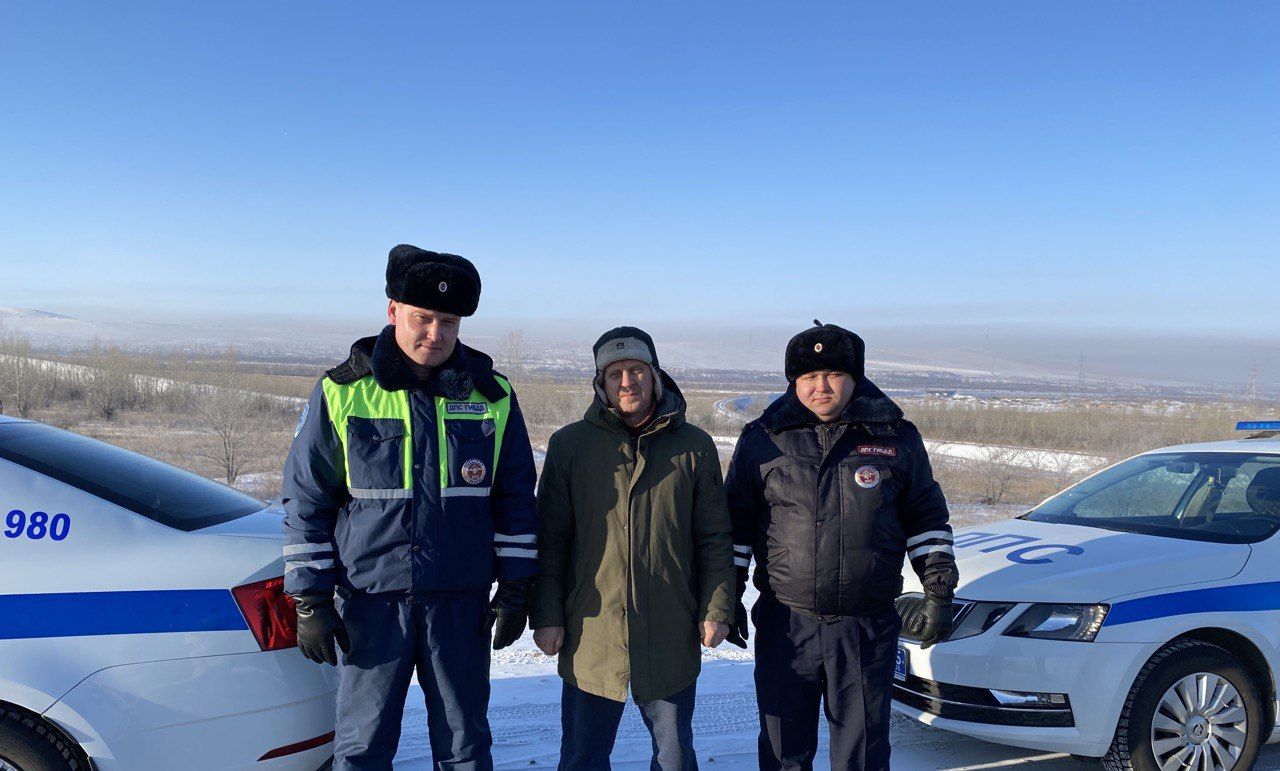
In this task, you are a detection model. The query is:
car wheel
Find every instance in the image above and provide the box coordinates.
[1102,639,1263,771]
[0,707,86,771]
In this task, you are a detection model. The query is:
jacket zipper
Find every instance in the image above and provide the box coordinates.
[816,425,829,614]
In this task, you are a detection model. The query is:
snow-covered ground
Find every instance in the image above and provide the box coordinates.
[0,353,305,407]
[922,440,1106,475]
[710,433,1106,478]
[390,587,1280,769]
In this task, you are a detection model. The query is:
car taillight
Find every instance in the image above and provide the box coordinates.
[231,576,297,651]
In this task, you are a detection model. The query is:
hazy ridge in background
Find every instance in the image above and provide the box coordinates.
[2,305,1275,398]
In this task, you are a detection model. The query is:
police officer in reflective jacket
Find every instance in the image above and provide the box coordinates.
[726,322,959,771]
[283,245,538,770]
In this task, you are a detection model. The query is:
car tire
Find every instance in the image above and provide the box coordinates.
[1102,639,1264,771]
[0,707,87,771]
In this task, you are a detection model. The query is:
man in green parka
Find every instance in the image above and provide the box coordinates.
[531,326,736,770]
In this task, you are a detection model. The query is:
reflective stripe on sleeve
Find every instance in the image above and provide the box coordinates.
[285,558,336,572]
[906,530,952,548]
[283,542,332,557]
[733,556,751,567]
[495,547,537,559]
[908,543,955,560]
[494,533,536,543]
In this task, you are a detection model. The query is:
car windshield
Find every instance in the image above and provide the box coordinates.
[0,421,264,532]
[1023,452,1280,544]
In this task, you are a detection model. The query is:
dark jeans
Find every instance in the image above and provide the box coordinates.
[558,681,698,771]
[753,595,902,771]
[333,589,493,771]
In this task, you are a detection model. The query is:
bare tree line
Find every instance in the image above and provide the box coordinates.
[5,329,1270,510]
[0,331,290,488]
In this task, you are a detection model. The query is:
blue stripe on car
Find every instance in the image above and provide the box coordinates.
[1104,581,1280,627]
[0,589,249,640]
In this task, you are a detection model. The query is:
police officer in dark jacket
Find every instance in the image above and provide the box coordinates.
[726,322,958,771]
[283,245,538,770]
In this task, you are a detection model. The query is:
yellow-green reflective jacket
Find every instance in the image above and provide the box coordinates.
[282,328,537,596]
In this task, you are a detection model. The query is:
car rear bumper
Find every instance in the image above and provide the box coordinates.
[43,648,338,770]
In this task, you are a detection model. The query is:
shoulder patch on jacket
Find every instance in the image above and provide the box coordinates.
[294,403,310,437]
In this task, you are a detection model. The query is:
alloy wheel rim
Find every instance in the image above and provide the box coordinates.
[1150,672,1248,771]
[0,757,19,771]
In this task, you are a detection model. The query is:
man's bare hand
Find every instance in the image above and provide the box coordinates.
[534,626,565,655]
[700,620,729,648]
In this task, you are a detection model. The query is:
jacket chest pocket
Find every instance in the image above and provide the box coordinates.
[840,460,896,506]
[346,417,408,492]
[838,460,900,548]
[762,460,816,513]
[444,418,497,491]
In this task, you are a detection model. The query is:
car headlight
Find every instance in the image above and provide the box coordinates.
[1002,603,1109,642]
[947,602,1017,641]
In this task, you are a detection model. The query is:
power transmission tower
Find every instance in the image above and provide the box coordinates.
[1246,365,1258,401]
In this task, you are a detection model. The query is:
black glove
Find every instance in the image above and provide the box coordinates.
[916,590,954,650]
[726,569,749,649]
[485,578,531,651]
[726,599,750,648]
[294,593,350,666]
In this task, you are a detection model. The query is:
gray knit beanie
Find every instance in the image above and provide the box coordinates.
[591,326,664,404]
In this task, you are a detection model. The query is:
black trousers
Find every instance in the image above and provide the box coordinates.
[753,595,902,771]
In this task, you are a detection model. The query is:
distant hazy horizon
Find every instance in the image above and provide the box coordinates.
[2,304,1276,394]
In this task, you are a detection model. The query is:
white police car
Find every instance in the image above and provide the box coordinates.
[0,416,338,770]
[893,422,1280,771]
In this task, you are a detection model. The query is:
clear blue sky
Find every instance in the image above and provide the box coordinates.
[1,2,1276,337]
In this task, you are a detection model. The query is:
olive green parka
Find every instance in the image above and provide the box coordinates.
[530,374,735,702]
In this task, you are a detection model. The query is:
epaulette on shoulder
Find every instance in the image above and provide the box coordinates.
[324,335,377,385]
[324,359,366,385]
[324,351,372,385]
[864,422,897,438]
[476,369,509,403]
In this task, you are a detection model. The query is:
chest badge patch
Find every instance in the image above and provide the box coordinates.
[446,402,488,415]
[856,444,897,458]
[461,458,488,485]
[855,465,881,489]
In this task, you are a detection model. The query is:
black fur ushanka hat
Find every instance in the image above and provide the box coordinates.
[784,320,865,381]
[385,244,481,317]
